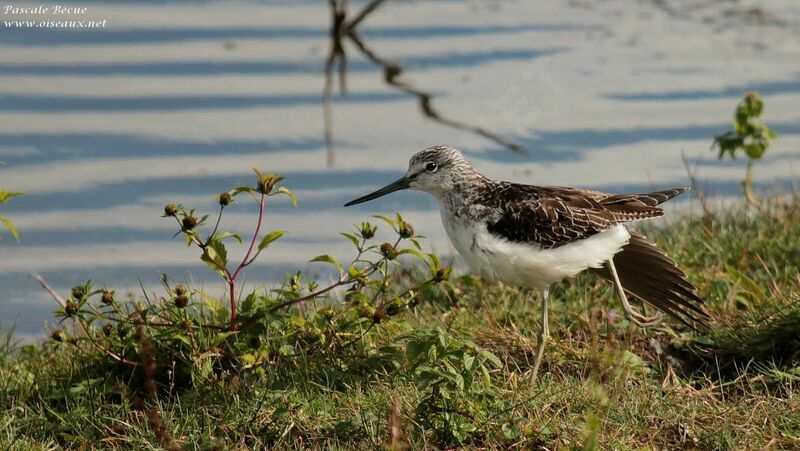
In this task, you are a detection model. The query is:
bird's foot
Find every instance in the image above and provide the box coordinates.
[625,309,663,328]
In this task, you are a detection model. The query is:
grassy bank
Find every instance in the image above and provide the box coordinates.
[2,197,799,450]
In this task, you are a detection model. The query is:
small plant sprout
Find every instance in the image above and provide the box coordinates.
[713,91,777,206]
[164,169,298,330]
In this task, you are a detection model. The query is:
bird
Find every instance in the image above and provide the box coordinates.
[344,145,708,380]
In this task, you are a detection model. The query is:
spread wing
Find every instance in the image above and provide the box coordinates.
[484,185,688,249]
[591,230,709,329]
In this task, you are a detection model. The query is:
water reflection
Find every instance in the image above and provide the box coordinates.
[322,0,525,167]
[0,0,798,338]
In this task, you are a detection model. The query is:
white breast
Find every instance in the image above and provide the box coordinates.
[440,210,630,290]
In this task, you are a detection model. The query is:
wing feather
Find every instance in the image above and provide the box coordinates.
[482,184,688,249]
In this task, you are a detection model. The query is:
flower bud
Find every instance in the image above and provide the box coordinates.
[174,285,187,296]
[434,268,451,283]
[398,221,414,238]
[360,222,377,239]
[164,203,178,217]
[101,290,114,305]
[71,285,86,300]
[380,242,398,260]
[219,192,232,206]
[174,295,188,308]
[181,215,197,231]
[65,301,79,316]
[102,324,113,337]
[51,330,64,342]
[257,175,278,194]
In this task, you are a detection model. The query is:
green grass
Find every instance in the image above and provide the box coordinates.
[2,197,799,450]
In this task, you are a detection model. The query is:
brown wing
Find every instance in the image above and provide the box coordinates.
[590,230,709,329]
[595,188,689,223]
[484,185,688,249]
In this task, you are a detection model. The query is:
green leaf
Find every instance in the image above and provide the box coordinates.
[0,191,23,203]
[258,230,287,251]
[231,185,256,197]
[373,214,397,229]
[463,354,475,372]
[310,254,344,275]
[240,291,259,316]
[201,246,227,278]
[406,339,428,363]
[274,187,297,206]
[212,231,243,244]
[480,349,502,368]
[340,232,360,247]
[399,248,426,261]
[0,217,20,241]
[725,264,766,301]
[208,237,228,264]
[427,253,441,269]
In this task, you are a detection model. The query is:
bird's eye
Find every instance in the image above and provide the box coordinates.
[425,162,438,172]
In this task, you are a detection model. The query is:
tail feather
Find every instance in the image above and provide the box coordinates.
[601,187,689,208]
[591,229,709,329]
[599,187,690,224]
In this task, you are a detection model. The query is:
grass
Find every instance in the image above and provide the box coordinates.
[1,196,799,450]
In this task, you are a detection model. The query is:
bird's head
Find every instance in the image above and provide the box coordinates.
[344,145,476,206]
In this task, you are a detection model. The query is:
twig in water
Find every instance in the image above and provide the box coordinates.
[321,0,525,168]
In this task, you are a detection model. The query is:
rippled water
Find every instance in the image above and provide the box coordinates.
[1,0,799,339]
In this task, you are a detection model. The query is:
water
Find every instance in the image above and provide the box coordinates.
[1,0,799,340]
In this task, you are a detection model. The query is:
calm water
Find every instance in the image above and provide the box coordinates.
[1,0,799,339]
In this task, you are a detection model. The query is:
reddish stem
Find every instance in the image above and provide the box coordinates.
[228,192,266,329]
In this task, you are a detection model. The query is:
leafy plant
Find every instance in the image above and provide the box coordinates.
[712,91,777,206]
[0,161,22,241]
[404,327,501,446]
[46,169,452,396]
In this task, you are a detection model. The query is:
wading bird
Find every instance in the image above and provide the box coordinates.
[345,146,708,380]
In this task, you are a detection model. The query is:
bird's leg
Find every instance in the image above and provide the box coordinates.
[607,258,662,327]
[529,287,550,382]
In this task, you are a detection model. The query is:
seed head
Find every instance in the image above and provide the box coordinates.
[219,192,232,206]
[65,301,79,316]
[174,285,187,296]
[102,324,113,337]
[385,303,402,316]
[380,242,398,260]
[181,215,197,231]
[398,221,414,239]
[71,285,86,300]
[51,330,64,342]
[101,290,114,305]
[174,295,189,308]
[164,203,178,217]
[372,310,387,324]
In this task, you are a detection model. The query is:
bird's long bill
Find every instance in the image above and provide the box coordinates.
[344,177,410,206]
